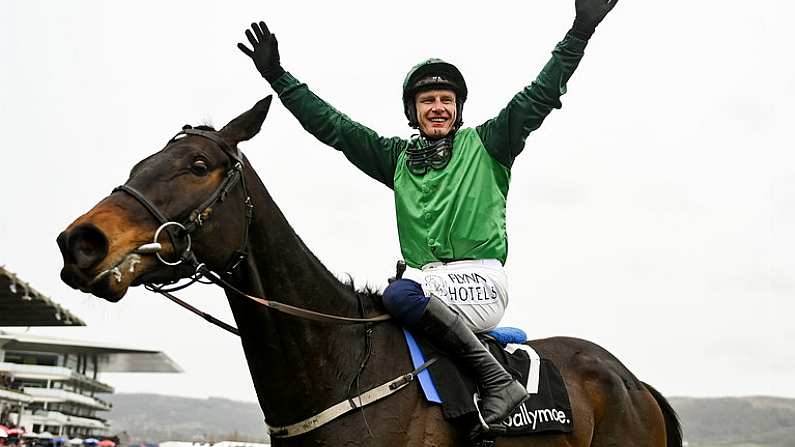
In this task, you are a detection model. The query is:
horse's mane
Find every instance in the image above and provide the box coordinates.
[340,274,386,314]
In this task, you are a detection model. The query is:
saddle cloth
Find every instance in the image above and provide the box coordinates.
[403,328,574,436]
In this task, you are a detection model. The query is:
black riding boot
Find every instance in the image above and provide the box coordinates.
[414,296,529,435]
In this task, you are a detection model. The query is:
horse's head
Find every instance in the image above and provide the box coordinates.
[58,96,272,301]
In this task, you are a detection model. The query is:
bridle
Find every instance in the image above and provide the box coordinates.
[114,126,252,275]
[113,126,391,330]
[112,126,442,439]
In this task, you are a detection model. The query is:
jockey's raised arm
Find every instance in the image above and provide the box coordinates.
[476,34,587,168]
[239,20,403,187]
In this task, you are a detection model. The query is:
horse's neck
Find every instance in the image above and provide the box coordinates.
[224,178,379,426]
[242,182,361,317]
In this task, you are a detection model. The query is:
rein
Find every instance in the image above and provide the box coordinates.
[147,263,391,332]
[200,265,392,324]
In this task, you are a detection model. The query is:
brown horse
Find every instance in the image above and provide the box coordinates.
[57,97,681,446]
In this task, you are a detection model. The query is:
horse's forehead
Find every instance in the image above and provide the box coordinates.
[165,134,225,157]
[133,135,226,173]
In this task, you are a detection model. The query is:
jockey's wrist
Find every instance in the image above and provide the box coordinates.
[263,65,286,84]
[569,17,595,41]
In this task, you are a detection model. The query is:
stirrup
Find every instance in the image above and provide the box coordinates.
[468,393,509,440]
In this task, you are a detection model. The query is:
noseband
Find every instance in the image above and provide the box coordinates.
[113,127,253,275]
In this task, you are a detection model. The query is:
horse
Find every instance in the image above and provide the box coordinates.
[57,96,682,446]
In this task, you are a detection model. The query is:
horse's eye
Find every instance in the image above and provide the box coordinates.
[191,160,209,176]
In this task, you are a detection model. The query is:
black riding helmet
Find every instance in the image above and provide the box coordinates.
[402,58,468,130]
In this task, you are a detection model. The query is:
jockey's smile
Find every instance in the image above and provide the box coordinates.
[416,89,457,139]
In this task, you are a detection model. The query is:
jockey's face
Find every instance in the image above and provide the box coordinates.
[415,89,457,138]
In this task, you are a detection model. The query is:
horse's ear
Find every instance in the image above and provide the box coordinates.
[220,96,273,144]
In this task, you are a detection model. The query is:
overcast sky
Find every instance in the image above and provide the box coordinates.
[2,0,793,403]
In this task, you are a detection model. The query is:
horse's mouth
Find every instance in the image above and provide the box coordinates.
[61,262,126,302]
[61,248,161,302]
[87,253,144,290]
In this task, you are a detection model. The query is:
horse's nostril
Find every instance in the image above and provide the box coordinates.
[67,224,109,270]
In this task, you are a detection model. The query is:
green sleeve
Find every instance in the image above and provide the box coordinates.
[476,33,589,168]
[270,72,406,189]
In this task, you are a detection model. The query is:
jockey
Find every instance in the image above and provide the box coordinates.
[238,0,617,435]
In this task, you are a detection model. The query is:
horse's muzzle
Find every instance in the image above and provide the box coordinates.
[57,223,109,270]
[57,224,126,301]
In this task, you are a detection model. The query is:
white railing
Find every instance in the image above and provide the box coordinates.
[0,362,114,392]
[11,410,108,429]
[0,362,72,380]
[23,388,112,410]
[0,387,35,403]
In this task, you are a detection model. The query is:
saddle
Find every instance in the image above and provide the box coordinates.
[403,328,574,437]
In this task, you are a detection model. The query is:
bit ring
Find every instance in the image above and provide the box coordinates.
[153,222,191,266]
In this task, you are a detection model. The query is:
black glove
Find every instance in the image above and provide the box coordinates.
[237,21,285,83]
[570,0,618,40]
